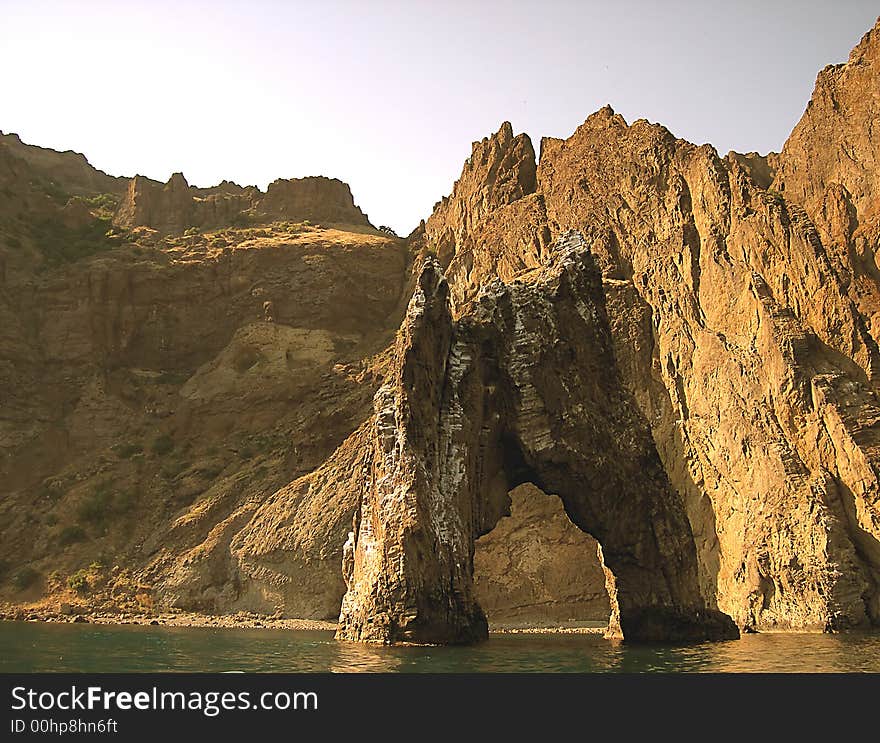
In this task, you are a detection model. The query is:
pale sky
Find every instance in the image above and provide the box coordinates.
[1,1,877,234]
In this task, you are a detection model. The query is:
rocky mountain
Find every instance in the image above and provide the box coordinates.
[337,236,736,643]
[1,17,878,643]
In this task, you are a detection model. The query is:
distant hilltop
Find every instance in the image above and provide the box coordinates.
[0,130,127,197]
[0,130,371,234]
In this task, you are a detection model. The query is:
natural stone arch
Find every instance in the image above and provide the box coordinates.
[337,235,738,644]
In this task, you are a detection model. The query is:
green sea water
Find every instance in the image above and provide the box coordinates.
[1,621,879,672]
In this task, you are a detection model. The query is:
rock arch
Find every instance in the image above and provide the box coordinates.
[337,234,738,643]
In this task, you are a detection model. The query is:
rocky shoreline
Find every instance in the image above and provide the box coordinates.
[490,625,607,635]
[0,606,860,637]
[0,605,335,630]
[0,604,612,635]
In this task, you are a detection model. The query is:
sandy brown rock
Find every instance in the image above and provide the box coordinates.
[772,18,880,374]
[0,131,128,197]
[258,176,370,226]
[416,91,880,633]
[336,261,489,644]
[114,173,370,234]
[535,109,880,631]
[3,17,880,644]
[0,211,407,620]
[474,484,610,625]
[113,173,255,234]
[423,122,549,304]
[773,19,879,228]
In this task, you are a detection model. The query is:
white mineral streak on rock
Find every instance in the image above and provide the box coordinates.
[435,337,471,550]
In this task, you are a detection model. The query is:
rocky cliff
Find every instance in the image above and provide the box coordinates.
[473,484,611,626]
[772,20,880,362]
[1,18,879,643]
[0,133,405,622]
[0,131,128,198]
[113,172,370,234]
[391,19,880,634]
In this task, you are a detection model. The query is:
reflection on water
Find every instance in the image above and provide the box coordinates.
[1,621,879,673]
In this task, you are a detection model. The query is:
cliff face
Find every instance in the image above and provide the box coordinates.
[473,484,611,626]
[772,21,880,363]
[259,177,369,226]
[534,110,880,630]
[773,21,879,228]
[424,122,540,271]
[2,135,589,630]
[0,151,406,621]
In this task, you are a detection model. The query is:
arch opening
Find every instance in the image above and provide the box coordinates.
[473,483,611,632]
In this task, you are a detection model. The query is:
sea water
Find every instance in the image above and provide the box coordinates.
[1,621,879,673]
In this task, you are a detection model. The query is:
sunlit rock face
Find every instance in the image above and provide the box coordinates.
[0,133,405,621]
[772,20,880,371]
[473,484,611,628]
